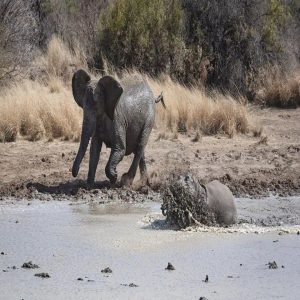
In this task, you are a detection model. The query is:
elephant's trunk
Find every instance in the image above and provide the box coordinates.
[72,113,96,177]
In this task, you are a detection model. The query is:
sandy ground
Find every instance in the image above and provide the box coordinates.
[0,107,299,199]
[1,199,300,300]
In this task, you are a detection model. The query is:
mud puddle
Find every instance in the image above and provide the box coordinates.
[1,196,300,299]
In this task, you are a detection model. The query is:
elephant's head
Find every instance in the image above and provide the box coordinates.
[71,69,123,178]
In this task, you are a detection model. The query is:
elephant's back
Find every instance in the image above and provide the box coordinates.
[205,180,237,225]
[122,80,155,113]
[117,80,155,154]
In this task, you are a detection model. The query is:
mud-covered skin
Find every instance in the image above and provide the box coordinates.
[104,81,155,185]
[205,180,237,225]
[162,175,216,228]
[72,70,156,186]
[162,175,237,228]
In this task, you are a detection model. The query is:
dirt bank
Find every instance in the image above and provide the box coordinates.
[0,108,299,199]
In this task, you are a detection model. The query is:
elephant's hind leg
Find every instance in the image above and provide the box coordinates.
[121,125,152,187]
[139,152,150,186]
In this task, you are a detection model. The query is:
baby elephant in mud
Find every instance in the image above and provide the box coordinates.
[162,175,237,228]
[71,69,164,186]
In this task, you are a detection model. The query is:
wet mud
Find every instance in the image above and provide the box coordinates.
[1,197,300,299]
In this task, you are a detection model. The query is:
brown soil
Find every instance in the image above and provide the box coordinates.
[0,108,299,199]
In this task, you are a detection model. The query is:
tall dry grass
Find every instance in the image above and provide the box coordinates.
[0,35,252,143]
[35,35,87,83]
[148,77,250,137]
[0,79,82,142]
[254,66,300,108]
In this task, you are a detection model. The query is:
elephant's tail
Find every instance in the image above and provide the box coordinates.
[155,92,166,109]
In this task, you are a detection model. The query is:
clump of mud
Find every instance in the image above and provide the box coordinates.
[161,174,216,229]
[121,283,138,287]
[165,262,175,271]
[34,272,50,278]
[267,261,278,269]
[101,267,112,274]
[22,261,39,269]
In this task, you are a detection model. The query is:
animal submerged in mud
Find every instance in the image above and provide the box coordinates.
[71,69,165,186]
[162,174,237,228]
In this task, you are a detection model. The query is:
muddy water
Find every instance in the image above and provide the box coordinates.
[1,196,300,300]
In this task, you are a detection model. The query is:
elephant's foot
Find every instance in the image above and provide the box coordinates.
[139,175,150,187]
[121,173,134,187]
[87,177,95,188]
[105,166,118,184]
[72,163,79,177]
[109,175,117,184]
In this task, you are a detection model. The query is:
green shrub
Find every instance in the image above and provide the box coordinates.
[262,0,291,51]
[98,0,187,77]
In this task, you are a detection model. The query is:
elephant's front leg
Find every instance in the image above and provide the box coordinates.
[87,135,102,186]
[105,147,125,184]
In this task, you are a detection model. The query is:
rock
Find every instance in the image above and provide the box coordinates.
[22,261,39,269]
[77,278,83,281]
[101,267,112,274]
[165,262,175,271]
[1,252,4,255]
[199,297,208,300]
[34,272,50,278]
[203,275,209,283]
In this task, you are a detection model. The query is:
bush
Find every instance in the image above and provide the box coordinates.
[0,0,38,85]
[98,0,189,78]
[99,0,298,94]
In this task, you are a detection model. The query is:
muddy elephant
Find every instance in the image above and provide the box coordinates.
[162,175,237,227]
[71,69,164,186]
[205,180,237,225]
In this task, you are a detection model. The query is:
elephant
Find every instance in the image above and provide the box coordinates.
[205,180,237,225]
[162,175,237,228]
[71,69,165,186]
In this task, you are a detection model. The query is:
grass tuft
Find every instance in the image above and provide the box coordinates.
[148,76,250,137]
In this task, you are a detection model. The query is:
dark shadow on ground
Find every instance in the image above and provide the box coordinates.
[26,180,113,195]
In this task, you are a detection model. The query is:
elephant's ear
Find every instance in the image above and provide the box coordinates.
[96,76,123,120]
[72,69,91,108]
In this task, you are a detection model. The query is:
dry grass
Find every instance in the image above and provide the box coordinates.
[0,80,82,142]
[148,76,250,137]
[0,36,253,143]
[34,35,87,83]
[255,67,300,108]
